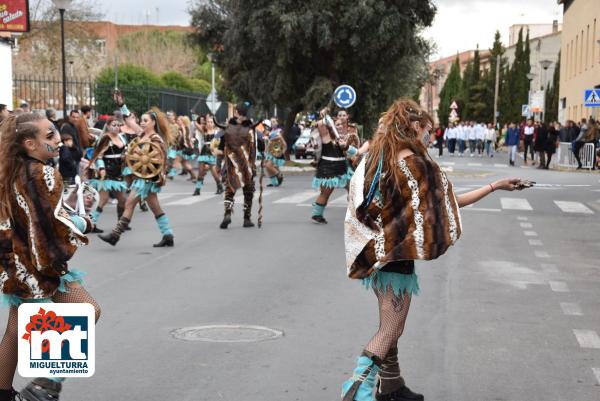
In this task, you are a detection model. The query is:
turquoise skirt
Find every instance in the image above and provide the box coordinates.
[89,179,127,192]
[167,148,177,159]
[1,269,86,308]
[312,170,353,189]
[198,155,216,165]
[362,270,420,299]
[131,178,161,201]
[122,166,133,176]
[265,153,285,167]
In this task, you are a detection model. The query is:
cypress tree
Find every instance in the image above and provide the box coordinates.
[438,56,462,125]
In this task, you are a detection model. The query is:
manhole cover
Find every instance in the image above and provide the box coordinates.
[171,325,283,343]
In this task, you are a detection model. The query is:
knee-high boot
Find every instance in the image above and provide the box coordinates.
[98,217,131,246]
[153,214,174,247]
[341,355,380,401]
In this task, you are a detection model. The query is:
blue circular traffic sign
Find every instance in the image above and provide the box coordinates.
[334,85,357,109]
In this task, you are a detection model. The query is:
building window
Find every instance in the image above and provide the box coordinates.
[594,19,597,68]
[586,25,589,70]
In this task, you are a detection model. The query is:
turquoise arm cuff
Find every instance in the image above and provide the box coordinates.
[69,215,88,233]
[96,159,105,169]
[347,146,358,157]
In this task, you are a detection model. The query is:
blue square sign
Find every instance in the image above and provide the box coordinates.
[584,89,600,107]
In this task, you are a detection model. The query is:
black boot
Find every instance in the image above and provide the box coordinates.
[216,182,224,195]
[90,226,104,233]
[153,234,174,247]
[117,206,131,231]
[375,385,424,401]
[21,378,61,401]
[243,216,255,228]
[243,199,254,227]
[276,173,284,186]
[193,188,201,196]
[220,212,232,229]
[139,201,148,212]
[99,217,130,246]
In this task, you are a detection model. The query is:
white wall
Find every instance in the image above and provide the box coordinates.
[0,41,13,109]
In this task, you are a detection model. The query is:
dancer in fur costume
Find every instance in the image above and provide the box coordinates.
[341,99,530,401]
[87,116,129,233]
[215,103,259,229]
[194,114,224,196]
[99,91,175,247]
[0,113,101,401]
[263,120,286,187]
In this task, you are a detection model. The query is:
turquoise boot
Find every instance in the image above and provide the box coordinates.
[341,356,380,401]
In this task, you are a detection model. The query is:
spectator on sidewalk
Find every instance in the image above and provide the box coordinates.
[523,118,535,165]
[81,105,94,128]
[445,123,457,156]
[585,118,598,170]
[484,123,496,157]
[60,110,84,172]
[545,122,560,169]
[58,132,81,185]
[505,122,520,166]
[572,118,588,169]
[435,124,445,157]
[534,121,548,169]
[45,108,59,130]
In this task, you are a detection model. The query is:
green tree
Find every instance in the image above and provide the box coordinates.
[465,47,488,121]
[545,51,560,123]
[438,56,462,124]
[483,31,508,123]
[189,0,436,136]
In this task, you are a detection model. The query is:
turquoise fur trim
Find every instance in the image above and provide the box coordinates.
[183,153,196,161]
[89,179,127,193]
[198,155,217,165]
[131,178,161,201]
[195,180,204,189]
[270,176,279,186]
[96,159,105,169]
[265,153,285,166]
[122,166,133,176]
[167,148,177,159]
[312,202,325,217]
[68,215,87,233]
[347,145,358,157]
[120,104,130,116]
[168,168,177,177]
[312,173,351,189]
[91,209,101,224]
[156,214,173,236]
[362,270,420,298]
[1,269,87,308]
[341,356,379,401]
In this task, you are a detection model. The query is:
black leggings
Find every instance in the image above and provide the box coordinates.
[524,136,534,161]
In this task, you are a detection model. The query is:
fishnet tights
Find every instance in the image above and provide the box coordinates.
[364,288,412,362]
[0,285,100,390]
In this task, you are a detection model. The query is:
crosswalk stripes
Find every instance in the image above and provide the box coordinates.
[156,188,599,216]
[553,200,594,214]
[500,197,533,211]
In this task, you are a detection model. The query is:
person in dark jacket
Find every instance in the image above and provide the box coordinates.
[545,123,560,169]
[60,110,84,171]
[505,123,520,166]
[534,122,548,169]
[58,132,81,185]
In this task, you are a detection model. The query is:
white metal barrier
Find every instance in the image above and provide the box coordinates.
[553,142,596,169]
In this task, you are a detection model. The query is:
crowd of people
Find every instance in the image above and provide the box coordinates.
[430,117,600,170]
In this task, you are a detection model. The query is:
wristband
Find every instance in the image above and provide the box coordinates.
[489,183,495,192]
[120,104,130,117]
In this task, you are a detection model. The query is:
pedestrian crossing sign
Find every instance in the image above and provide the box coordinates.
[584,89,600,107]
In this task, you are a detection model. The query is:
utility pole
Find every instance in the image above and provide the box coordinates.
[493,54,500,127]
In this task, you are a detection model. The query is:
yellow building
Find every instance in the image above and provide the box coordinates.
[558,0,600,122]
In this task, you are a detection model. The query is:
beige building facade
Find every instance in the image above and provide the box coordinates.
[558,0,600,123]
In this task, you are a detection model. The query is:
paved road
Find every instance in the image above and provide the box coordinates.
[3,151,600,401]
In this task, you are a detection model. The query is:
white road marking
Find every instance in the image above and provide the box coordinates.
[520,222,533,228]
[158,193,179,201]
[541,263,558,273]
[501,197,532,211]
[517,216,529,221]
[564,184,592,187]
[273,191,316,204]
[494,164,509,168]
[234,190,279,203]
[553,201,594,214]
[440,161,455,166]
[534,250,550,258]
[528,239,543,246]
[573,330,600,349]
[560,302,583,316]
[165,195,217,206]
[467,163,482,166]
[592,368,600,385]
[549,281,569,292]
[523,231,538,236]
[462,207,502,212]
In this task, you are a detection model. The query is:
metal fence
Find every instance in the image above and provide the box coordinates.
[554,142,596,169]
[13,76,229,121]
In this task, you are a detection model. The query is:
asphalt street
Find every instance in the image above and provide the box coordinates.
[3,150,600,401]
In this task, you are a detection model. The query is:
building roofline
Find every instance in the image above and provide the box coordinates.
[505,30,561,50]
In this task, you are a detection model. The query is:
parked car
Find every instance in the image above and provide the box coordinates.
[294,129,315,159]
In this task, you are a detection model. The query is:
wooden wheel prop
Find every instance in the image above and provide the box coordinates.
[126,141,165,179]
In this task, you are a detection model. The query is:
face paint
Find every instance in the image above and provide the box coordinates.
[46,143,62,152]
[421,132,431,146]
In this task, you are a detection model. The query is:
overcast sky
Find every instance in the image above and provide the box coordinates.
[97,0,564,59]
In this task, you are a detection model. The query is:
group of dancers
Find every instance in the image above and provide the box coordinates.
[0,93,531,401]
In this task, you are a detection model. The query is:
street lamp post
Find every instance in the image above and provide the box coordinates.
[52,0,73,117]
[526,73,536,120]
[539,60,553,122]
